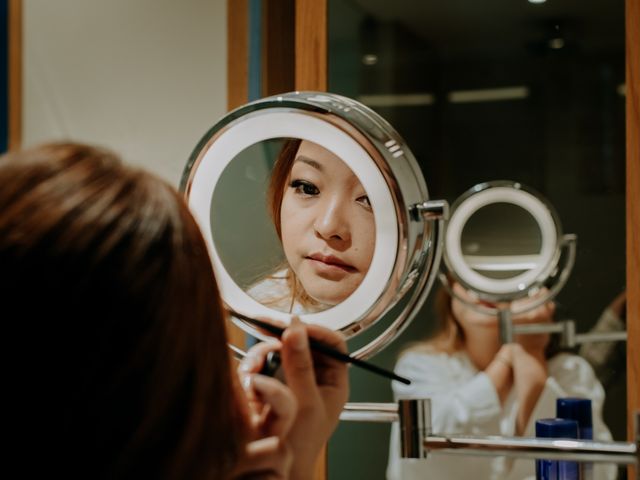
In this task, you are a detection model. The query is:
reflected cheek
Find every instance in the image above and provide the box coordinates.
[280,207,312,269]
[352,220,376,272]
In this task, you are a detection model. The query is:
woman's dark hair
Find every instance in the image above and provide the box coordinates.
[263,138,317,311]
[1,143,249,479]
[267,138,301,241]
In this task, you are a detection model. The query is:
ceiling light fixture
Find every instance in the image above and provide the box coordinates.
[548,38,565,49]
[362,54,378,66]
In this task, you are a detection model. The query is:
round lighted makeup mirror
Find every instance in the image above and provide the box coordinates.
[441,180,576,314]
[181,91,447,359]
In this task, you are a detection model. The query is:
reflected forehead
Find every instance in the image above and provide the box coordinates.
[293,141,362,186]
[294,156,323,171]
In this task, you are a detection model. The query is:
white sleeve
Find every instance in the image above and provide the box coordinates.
[392,351,502,434]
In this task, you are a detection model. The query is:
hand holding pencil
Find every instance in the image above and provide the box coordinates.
[238,316,350,480]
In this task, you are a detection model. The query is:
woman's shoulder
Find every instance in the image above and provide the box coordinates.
[547,352,600,385]
[548,352,594,371]
[247,269,290,303]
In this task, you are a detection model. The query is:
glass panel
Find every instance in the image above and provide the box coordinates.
[328,0,625,477]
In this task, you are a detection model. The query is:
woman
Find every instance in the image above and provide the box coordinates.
[387,282,615,480]
[250,138,376,313]
[1,142,348,479]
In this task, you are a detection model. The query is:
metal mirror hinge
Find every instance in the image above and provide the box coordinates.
[411,200,449,221]
[339,400,431,459]
[399,398,432,459]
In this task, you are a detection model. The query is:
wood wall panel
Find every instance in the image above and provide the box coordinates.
[226,0,249,350]
[227,0,249,111]
[295,0,326,92]
[262,0,295,96]
[8,0,21,151]
[625,2,639,477]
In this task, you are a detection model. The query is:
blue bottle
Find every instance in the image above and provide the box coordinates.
[557,397,593,479]
[535,418,579,480]
[556,397,593,440]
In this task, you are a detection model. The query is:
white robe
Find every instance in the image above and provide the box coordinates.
[247,269,329,314]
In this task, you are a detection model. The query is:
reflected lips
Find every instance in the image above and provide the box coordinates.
[306,253,357,273]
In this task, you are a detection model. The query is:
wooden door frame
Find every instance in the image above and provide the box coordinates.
[625,3,639,480]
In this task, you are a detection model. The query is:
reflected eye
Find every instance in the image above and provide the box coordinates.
[290,179,319,197]
[357,194,371,209]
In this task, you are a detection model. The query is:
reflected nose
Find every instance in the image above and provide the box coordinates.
[314,196,350,243]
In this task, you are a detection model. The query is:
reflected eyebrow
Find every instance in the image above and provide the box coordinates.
[294,156,323,171]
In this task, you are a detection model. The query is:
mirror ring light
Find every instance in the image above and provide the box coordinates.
[444,181,564,301]
[180,91,446,359]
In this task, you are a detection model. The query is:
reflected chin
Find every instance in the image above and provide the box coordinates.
[300,273,361,306]
[307,289,350,306]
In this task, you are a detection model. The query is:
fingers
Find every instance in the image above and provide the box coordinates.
[239,340,282,376]
[280,318,319,405]
[304,322,347,353]
[280,318,349,424]
[245,374,297,438]
[303,323,349,391]
[231,436,293,480]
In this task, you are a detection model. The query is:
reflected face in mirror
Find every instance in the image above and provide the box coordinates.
[275,140,376,306]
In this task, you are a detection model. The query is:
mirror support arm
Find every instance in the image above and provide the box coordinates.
[422,434,638,465]
[412,199,449,221]
[340,402,640,465]
[499,319,628,348]
[399,398,432,459]
[499,308,514,343]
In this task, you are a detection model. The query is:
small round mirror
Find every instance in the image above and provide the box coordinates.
[181,92,448,358]
[443,181,575,302]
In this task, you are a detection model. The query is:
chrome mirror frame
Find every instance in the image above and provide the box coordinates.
[180,91,447,359]
[438,181,576,329]
[443,180,575,302]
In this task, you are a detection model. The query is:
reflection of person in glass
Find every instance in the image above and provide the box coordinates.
[249,139,375,313]
[387,282,615,480]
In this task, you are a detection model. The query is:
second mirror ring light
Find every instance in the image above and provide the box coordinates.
[181,91,448,360]
[441,180,577,342]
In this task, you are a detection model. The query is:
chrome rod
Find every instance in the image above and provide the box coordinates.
[228,343,246,360]
[423,435,638,465]
[574,331,627,344]
[399,399,431,459]
[513,323,565,335]
[340,402,399,423]
[509,320,627,347]
[413,199,449,221]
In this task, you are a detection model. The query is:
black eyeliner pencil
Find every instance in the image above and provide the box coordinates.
[234,314,411,385]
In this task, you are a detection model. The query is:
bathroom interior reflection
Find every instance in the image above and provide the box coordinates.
[327,0,627,479]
